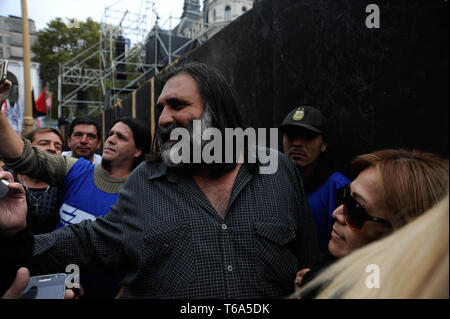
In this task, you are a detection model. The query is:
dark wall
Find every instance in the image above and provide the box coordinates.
[180,0,449,172]
[185,0,274,130]
[271,0,449,171]
[97,81,153,151]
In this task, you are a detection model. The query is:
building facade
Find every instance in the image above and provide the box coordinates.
[174,0,253,40]
[0,15,39,60]
[0,15,41,134]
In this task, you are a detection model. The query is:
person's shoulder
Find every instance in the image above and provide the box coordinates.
[256,148,303,187]
[93,154,102,164]
[277,149,292,167]
[69,157,94,173]
[255,147,296,177]
[259,146,294,170]
[327,171,351,187]
[129,160,166,179]
[76,157,94,166]
[277,150,299,176]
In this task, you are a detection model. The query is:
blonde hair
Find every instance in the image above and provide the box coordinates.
[296,194,449,299]
[351,149,448,229]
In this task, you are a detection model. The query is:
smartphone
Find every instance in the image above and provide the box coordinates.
[0,179,9,199]
[0,59,8,84]
[21,273,66,299]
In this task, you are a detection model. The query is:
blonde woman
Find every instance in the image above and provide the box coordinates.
[295,194,449,298]
[295,149,449,291]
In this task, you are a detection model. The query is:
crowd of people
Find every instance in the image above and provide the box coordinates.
[0,61,448,299]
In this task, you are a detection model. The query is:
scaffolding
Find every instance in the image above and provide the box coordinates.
[57,0,229,119]
[58,0,157,118]
[139,12,230,79]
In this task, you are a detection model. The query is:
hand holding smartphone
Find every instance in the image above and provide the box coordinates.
[0,60,8,84]
[0,179,9,199]
[0,59,11,106]
[21,273,67,299]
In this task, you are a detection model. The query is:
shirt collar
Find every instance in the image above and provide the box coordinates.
[147,162,168,179]
[146,162,180,184]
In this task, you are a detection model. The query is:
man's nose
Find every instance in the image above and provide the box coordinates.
[80,134,89,143]
[47,144,56,154]
[106,135,116,145]
[158,106,175,127]
[291,136,304,146]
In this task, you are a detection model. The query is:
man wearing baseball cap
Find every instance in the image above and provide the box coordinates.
[279,106,351,255]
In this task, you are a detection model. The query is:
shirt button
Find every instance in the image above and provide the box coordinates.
[221,224,227,230]
[227,265,233,272]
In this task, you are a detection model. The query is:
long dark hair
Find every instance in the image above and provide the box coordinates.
[151,61,259,176]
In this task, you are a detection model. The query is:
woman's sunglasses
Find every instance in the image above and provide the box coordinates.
[341,184,392,229]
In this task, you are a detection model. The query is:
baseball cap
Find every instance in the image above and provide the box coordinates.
[278,106,328,136]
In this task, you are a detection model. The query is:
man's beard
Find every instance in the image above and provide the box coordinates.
[157,109,213,173]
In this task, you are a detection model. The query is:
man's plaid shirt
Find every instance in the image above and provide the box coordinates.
[33,151,320,298]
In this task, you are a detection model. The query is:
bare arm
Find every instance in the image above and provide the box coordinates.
[0,80,24,158]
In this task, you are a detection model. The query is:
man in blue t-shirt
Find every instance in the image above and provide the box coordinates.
[279,106,351,255]
[0,87,151,298]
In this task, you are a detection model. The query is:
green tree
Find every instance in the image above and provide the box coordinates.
[32,17,101,118]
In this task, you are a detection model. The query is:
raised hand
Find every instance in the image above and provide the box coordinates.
[0,168,27,237]
[0,80,12,106]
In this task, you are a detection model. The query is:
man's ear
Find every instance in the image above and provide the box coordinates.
[67,137,72,148]
[321,142,328,153]
[134,148,143,158]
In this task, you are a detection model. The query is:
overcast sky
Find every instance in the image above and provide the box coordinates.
[0,0,188,32]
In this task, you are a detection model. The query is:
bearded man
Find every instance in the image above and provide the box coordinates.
[0,62,319,298]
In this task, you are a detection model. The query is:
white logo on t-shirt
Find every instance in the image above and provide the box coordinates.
[59,203,97,226]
